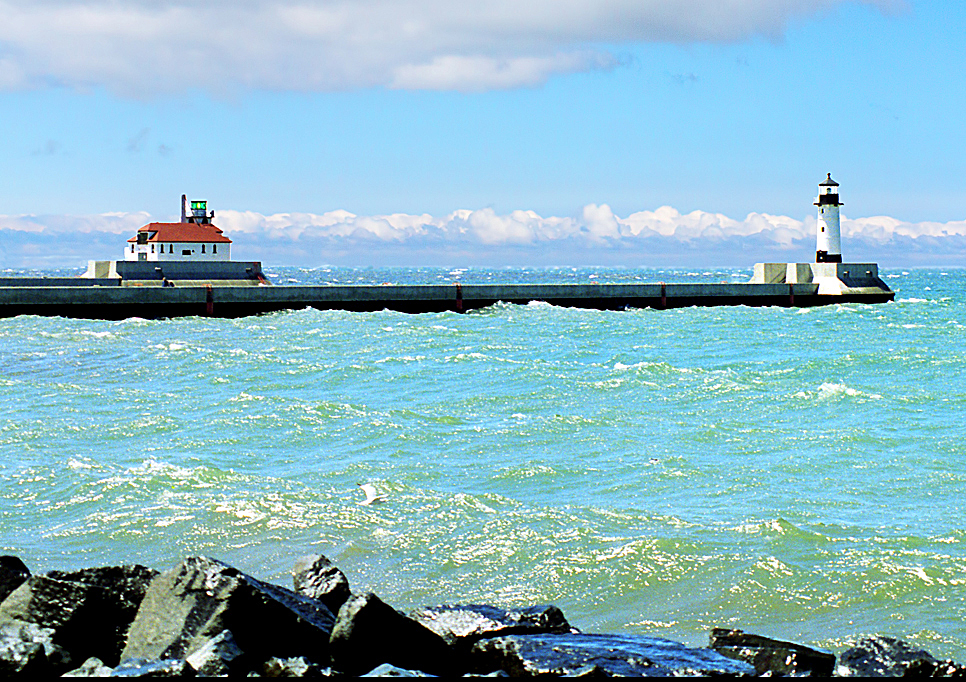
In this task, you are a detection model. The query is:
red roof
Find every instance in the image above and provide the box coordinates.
[127,222,232,244]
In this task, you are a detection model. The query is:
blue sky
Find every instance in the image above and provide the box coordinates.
[2,0,965,268]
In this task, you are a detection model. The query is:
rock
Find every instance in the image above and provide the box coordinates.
[121,557,335,665]
[45,565,158,610]
[709,627,836,676]
[111,658,195,677]
[43,565,158,665]
[410,604,571,653]
[0,557,30,603]
[360,662,435,677]
[0,575,115,666]
[262,655,328,677]
[0,567,154,667]
[836,635,966,677]
[62,656,114,677]
[292,555,351,615]
[184,629,247,676]
[0,621,53,676]
[0,620,72,675]
[470,632,757,677]
[329,592,456,676]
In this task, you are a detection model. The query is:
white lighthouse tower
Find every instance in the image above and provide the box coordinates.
[814,173,842,263]
[749,172,889,299]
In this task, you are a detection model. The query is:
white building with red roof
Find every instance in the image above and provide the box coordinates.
[125,197,231,262]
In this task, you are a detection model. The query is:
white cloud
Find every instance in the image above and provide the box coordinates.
[0,0,903,95]
[2,202,964,268]
[390,52,612,91]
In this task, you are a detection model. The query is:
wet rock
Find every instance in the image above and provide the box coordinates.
[329,592,455,676]
[0,575,114,666]
[0,557,30,603]
[62,656,114,677]
[122,557,335,665]
[410,604,572,653]
[470,632,756,677]
[836,636,966,677]
[111,657,195,677]
[709,627,835,676]
[292,555,351,615]
[45,565,158,610]
[0,621,53,676]
[262,655,328,677]
[360,662,435,677]
[184,629,247,676]
[43,565,158,664]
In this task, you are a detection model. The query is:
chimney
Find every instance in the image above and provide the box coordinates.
[181,194,187,223]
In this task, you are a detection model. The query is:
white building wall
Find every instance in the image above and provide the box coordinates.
[125,241,231,261]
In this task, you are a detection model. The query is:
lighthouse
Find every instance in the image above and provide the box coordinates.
[814,173,842,263]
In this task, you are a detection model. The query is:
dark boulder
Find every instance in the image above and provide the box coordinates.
[0,557,30,603]
[121,557,335,665]
[709,627,835,676]
[45,565,157,610]
[291,555,351,615]
[470,632,756,677]
[43,565,158,664]
[837,636,966,677]
[0,574,119,666]
[410,604,572,653]
[329,592,455,676]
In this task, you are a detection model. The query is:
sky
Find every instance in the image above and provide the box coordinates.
[1,0,965,269]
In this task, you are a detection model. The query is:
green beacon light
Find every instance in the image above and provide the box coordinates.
[190,200,209,223]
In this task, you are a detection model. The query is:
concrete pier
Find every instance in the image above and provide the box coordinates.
[0,263,894,319]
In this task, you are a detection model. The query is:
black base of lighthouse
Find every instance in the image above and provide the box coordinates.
[816,251,842,263]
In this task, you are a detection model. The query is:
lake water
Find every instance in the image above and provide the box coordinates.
[1,266,964,659]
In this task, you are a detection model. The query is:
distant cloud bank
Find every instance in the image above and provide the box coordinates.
[2,204,963,269]
[0,0,903,94]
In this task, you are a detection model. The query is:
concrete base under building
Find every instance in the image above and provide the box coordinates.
[750,262,891,296]
[81,260,268,286]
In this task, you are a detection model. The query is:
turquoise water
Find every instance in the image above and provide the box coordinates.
[1,267,964,659]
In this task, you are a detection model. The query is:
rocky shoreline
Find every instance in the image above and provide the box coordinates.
[0,553,962,677]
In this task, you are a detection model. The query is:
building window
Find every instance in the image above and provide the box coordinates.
[182,249,192,256]
[169,244,173,253]
[202,244,206,253]
[213,244,217,254]
[151,244,155,253]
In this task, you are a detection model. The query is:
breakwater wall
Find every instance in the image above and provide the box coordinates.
[1,554,960,677]
[0,280,894,320]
